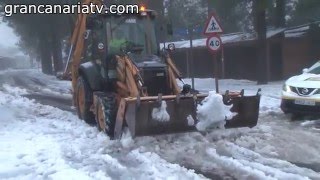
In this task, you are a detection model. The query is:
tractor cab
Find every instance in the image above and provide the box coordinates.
[85,9,161,63]
[106,12,158,56]
[108,13,172,96]
[84,9,172,96]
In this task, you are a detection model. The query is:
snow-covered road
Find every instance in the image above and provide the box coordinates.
[1,69,320,180]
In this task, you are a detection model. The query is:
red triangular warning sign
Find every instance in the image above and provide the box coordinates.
[203,13,223,35]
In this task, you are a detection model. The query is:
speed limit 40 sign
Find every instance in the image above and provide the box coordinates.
[206,35,222,53]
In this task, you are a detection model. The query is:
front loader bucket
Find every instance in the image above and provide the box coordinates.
[115,95,198,138]
[114,91,261,138]
[225,92,261,129]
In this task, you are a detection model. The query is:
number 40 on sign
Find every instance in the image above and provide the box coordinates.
[206,35,222,53]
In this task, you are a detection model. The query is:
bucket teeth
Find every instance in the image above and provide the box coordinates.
[223,90,233,105]
[156,94,163,107]
[176,94,181,104]
[240,89,244,96]
[257,88,262,96]
[136,94,141,107]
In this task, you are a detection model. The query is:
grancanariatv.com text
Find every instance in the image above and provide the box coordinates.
[4,3,140,17]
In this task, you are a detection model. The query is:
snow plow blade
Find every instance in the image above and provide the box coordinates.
[224,90,261,129]
[114,90,261,139]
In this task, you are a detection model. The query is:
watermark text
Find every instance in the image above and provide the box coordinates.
[4,3,140,17]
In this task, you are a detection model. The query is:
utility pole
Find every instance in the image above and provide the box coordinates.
[188,26,195,90]
[253,0,268,84]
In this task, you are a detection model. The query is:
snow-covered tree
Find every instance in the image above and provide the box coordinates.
[166,0,207,40]
[289,0,320,25]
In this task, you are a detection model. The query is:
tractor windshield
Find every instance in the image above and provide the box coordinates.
[106,15,158,55]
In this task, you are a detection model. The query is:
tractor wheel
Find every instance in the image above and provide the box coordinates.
[76,76,96,124]
[95,93,117,138]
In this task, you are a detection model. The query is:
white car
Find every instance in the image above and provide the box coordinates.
[281,61,320,115]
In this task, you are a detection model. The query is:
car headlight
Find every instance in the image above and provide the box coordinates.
[282,84,291,92]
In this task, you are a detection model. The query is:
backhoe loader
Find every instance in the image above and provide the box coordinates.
[70,0,261,139]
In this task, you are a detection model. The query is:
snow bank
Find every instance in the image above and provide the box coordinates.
[0,69,72,98]
[152,101,170,122]
[206,148,275,180]
[127,149,206,180]
[214,141,319,179]
[2,84,27,96]
[0,85,209,180]
[196,92,235,131]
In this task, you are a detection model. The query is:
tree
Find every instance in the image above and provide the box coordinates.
[0,0,79,74]
[167,0,207,40]
[290,0,320,25]
[208,0,243,33]
[274,0,285,27]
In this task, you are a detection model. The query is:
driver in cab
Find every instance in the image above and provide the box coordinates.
[108,30,127,54]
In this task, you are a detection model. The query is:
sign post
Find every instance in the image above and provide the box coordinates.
[206,35,222,93]
[203,13,224,93]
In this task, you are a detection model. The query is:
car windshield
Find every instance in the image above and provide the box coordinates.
[106,15,158,55]
[307,62,320,74]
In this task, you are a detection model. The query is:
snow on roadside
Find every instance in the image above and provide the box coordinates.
[1,84,28,96]
[0,69,71,98]
[125,149,204,180]
[0,86,207,180]
[214,142,316,179]
[130,126,320,180]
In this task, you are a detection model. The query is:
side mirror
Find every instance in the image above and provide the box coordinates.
[167,43,175,51]
[302,68,308,74]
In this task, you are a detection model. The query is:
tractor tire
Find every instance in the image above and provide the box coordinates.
[95,93,117,138]
[76,76,96,124]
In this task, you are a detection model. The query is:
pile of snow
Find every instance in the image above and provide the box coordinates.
[196,92,235,131]
[152,101,170,122]
[120,128,134,148]
[126,149,205,180]
[1,84,28,96]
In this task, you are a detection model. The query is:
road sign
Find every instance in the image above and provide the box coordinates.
[206,35,222,53]
[203,13,223,35]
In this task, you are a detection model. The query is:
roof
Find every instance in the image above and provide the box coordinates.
[161,21,320,49]
[284,21,320,38]
[161,28,285,49]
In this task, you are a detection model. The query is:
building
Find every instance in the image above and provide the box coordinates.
[166,21,320,81]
